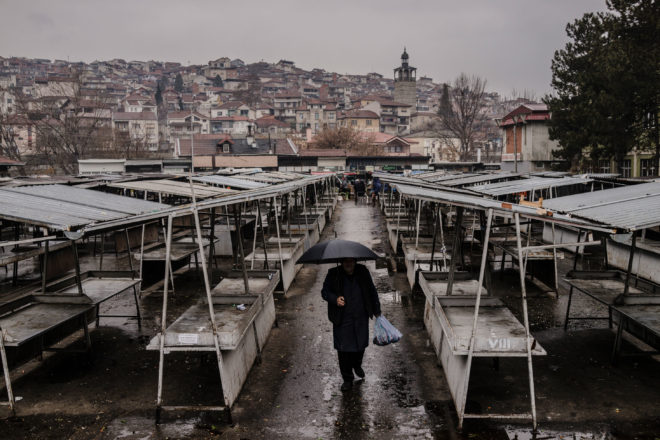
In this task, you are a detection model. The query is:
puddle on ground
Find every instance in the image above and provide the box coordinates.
[505,427,609,440]
[103,416,210,440]
[379,290,403,304]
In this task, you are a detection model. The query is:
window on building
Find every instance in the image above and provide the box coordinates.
[641,158,657,177]
[395,145,402,152]
[620,159,632,177]
[366,119,372,126]
[351,120,357,127]
[315,123,319,131]
[598,159,611,173]
[315,112,319,120]
[299,113,304,120]
[328,113,335,120]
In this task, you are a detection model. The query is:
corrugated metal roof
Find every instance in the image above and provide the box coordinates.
[390,183,605,231]
[530,171,571,178]
[109,179,236,198]
[235,173,287,183]
[442,172,522,187]
[0,184,169,231]
[374,173,479,196]
[424,173,481,183]
[471,176,593,196]
[543,182,660,230]
[192,175,270,189]
[82,174,333,234]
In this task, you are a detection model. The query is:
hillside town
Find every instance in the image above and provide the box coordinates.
[0,51,556,176]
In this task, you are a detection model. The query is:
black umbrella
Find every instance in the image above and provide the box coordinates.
[296,239,379,264]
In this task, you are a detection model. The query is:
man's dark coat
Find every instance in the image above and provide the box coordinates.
[321,264,381,351]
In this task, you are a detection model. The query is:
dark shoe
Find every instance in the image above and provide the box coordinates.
[354,366,365,379]
[340,381,353,392]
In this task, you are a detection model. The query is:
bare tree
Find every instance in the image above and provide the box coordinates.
[436,73,488,161]
[312,126,378,155]
[112,127,151,159]
[0,115,23,163]
[16,70,115,173]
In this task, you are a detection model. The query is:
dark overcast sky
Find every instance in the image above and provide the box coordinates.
[0,0,607,95]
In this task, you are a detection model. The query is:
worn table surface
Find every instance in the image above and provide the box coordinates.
[614,304,660,336]
[0,302,92,346]
[55,277,140,304]
[423,279,488,297]
[434,297,545,356]
[567,278,645,305]
[149,300,260,350]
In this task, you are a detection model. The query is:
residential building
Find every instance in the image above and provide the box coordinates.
[407,130,460,163]
[273,90,302,126]
[255,116,291,135]
[0,115,36,156]
[211,101,253,119]
[121,93,157,114]
[363,98,412,135]
[210,116,254,135]
[167,111,210,142]
[337,109,380,133]
[112,111,159,150]
[498,103,561,172]
[175,132,296,170]
[296,100,338,133]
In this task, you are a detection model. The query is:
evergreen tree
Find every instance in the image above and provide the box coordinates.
[213,74,224,88]
[155,83,163,106]
[174,73,184,93]
[545,0,659,172]
[439,83,451,115]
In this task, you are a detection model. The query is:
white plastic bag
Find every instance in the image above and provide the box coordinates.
[372,315,402,346]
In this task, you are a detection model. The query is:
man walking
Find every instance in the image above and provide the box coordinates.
[354,179,366,205]
[321,258,381,391]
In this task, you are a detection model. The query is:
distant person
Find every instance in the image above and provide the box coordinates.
[321,258,382,391]
[340,176,349,199]
[354,179,366,205]
[371,178,382,206]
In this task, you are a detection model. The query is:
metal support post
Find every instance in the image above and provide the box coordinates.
[514,213,537,430]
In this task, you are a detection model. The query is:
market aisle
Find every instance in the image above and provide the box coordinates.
[226,200,456,440]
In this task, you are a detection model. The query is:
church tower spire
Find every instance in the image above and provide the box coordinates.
[394,48,417,107]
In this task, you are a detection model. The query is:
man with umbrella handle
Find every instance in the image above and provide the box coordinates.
[321,257,382,392]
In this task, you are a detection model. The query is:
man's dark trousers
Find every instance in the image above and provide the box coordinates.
[338,350,364,382]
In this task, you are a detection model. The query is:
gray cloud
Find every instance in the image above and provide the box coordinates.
[0,0,607,95]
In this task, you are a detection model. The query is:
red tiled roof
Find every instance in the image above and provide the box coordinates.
[500,104,550,127]
[176,134,233,156]
[274,89,301,98]
[0,156,24,166]
[339,110,379,119]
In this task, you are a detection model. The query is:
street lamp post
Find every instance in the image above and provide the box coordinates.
[512,114,526,173]
[494,118,504,166]
[190,109,194,174]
